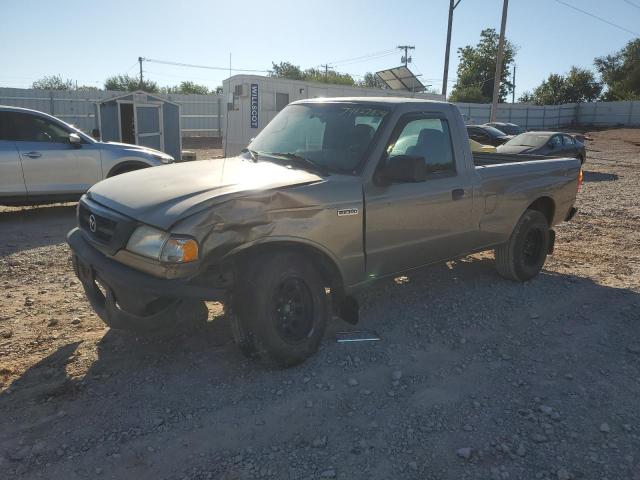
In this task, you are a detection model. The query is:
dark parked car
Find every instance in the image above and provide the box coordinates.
[485,122,525,136]
[466,125,512,146]
[497,132,586,163]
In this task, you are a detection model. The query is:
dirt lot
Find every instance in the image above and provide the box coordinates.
[1,129,639,480]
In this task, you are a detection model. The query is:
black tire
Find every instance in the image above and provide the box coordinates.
[495,209,550,282]
[228,253,329,367]
[108,163,148,178]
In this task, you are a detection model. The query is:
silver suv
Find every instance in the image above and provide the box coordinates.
[0,105,174,205]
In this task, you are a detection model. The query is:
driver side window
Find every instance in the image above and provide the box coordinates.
[388,116,455,175]
[550,135,562,147]
[11,112,70,143]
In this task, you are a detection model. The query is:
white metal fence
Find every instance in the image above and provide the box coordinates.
[0,87,223,138]
[1,87,638,138]
[456,100,640,129]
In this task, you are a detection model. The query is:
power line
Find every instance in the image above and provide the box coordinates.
[623,0,640,10]
[142,57,270,73]
[554,0,640,36]
[332,51,397,67]
[326,49,397,66]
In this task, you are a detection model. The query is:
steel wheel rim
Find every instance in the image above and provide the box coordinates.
[272,277,314,343]
[522,228,544,266]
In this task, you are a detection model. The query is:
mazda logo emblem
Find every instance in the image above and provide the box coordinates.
[88,214,97,233]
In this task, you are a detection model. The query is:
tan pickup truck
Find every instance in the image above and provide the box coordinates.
[68,98,581,366]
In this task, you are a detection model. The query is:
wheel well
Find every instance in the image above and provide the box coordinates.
[107,161,149,178]
[527,196,555,225]
[232,242,344,295]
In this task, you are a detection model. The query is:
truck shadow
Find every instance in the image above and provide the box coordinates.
[0,204,76,256]
[2,255,639,479]
[3,254,638,403]
[583,170,619,182]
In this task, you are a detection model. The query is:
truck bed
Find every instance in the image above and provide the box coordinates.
[473,152,566,166]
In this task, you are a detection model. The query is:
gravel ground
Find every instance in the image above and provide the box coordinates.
[1,129,639,480]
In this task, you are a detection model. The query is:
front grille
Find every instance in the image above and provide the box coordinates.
[79,203,118,244]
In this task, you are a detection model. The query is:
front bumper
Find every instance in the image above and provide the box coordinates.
[67,228,224,327]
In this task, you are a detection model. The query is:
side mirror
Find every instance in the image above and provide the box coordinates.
[379,155,426,183]
[69,133,82,146]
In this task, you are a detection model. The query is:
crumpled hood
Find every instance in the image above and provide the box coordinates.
[87,157,323,230]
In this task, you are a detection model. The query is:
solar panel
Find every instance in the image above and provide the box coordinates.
[375,66,425,92]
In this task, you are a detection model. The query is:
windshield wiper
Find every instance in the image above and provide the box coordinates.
[241,148,259,162]
[266,152,329,175]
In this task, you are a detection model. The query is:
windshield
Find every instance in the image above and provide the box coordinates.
[504,133,550,147]
[502,124,524,135]
[482,125,509,137]
[247,103,389,174]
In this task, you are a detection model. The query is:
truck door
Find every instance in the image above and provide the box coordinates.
[11,112,97,195]
[0,112,26,202]
[364,113,475,277]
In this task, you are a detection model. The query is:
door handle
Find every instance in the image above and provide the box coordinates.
[452,188,465,200]
[23,151,42,159]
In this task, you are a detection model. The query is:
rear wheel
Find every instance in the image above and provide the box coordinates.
[495,209,550,282]
[229,253,329,367]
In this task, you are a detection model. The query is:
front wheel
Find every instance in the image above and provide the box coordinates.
[229,253,329,367]
[495,209,550,282]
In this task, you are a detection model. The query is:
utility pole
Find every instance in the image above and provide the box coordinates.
[512,64,516,103]
[138,56,144,88]
[397,45,415,67]
[442,0,462,99]
[490,0,509,122]
[320,64,330,78]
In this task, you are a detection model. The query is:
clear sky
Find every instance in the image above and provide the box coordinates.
[1,0,639,98]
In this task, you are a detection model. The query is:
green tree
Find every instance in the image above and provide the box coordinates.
[104,74,158,93]
[527,67,602,105]
[563,67,602,103]
[269,61,305,80]
[530,73,566,105]
[449,85,486,103]
[356,72,387,89]
[517,91,535,103]
[303,67,356,86]
[32,75,74,90]
[162,81,210,95]
[76,85,100,91]
[449,28,516,103]
[269,61,356,86]
[594,38,640,100]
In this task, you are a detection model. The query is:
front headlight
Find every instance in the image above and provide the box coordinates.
[150,152,174,164]
[126,225,198,263]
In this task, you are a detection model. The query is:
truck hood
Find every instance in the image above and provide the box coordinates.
[87,157,323,230]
